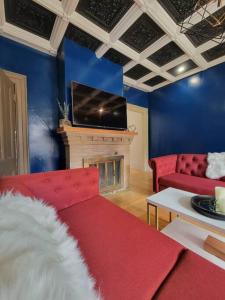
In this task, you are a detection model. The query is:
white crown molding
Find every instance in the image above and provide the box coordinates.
[2,22,56,55]
[95,44,110,58]
[123,61,138,73]
[162,54,189,71]
[151,80,171,91]
[62,0,79,15]
[140,35,171,60]
[0,0,5,27]
[110,3,142,43]
[70,11,110,44]
[50,16,69,51]
[137,72,157,83]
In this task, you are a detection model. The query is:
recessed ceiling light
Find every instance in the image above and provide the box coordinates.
[177,65,186,74]
[99,108,104,113]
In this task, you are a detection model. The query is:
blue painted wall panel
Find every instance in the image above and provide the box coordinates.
[149,64,225,158]
[0,36,61,173]
[124,86,149,108]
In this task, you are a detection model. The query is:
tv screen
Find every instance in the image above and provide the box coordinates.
[71,82,127,130]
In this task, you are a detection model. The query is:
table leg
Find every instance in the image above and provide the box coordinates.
[169,211,172,222]
[147,203,151,225]
[155,206,159,230]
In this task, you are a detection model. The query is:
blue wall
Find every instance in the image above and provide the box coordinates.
[0,37,147,173]
[59,39,148,110]
[124,86,149,108]
[59,39,123,114]
[0,36,61,173]
[149,63,225,158]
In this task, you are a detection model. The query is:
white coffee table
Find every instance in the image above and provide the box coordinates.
[162,219,225,270]
[146,188,225,234]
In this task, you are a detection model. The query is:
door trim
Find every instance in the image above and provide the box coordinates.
[127,103,149,171]
[4,70,29,174]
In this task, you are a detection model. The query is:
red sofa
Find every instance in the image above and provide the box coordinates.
[150,154,225,195]
[0,168,225,299]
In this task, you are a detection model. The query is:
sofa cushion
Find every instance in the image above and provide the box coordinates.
[154,251,225,300]
[176,154,207,178]
[58,195,184,300]
[159,173,225,195]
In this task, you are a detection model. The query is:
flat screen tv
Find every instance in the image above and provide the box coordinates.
[71,82,127,130]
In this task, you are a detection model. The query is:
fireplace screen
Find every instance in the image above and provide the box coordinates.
[83,156,124,193]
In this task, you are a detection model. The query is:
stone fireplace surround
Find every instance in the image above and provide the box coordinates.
[58,126,136,192]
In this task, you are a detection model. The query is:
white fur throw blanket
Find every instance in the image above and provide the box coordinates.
[0,192,100,300]
[206,152,225,179]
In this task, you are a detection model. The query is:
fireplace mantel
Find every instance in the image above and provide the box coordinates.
[58,126,137,192]
[57,125,137,137]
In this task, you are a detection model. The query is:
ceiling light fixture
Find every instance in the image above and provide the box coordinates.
[179,0,225,45]
[177,65,186,73]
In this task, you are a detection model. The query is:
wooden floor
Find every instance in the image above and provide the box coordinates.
[107,169,225,236]
[106,169,170,230]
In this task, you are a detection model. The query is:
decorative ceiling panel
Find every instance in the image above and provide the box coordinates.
[186,7,225,47]
[65,24,102,51]
[202,42,225,62]
[2,0,225,92]
[4,0,56,40]
[124,64,150,80]
[148,41,184,66]
[157,0,198,23]
[76,0,134,32]
[103,48,131,66]
[144,76,166,87]
[168,59,197,76]
[120,14,165,53]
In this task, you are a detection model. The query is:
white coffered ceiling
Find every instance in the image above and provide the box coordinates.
[1,0,225,92]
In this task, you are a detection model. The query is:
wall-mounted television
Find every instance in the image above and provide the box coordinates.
[71,82,127,130]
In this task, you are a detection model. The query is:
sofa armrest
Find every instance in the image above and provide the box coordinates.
[149,155,178,192]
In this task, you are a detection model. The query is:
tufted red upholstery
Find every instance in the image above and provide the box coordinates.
[0,168,99,211]
[159,173,225,195]
[149,154,225,194]
[150,155,177,192]
[1,167,225,298]
[176,154,207,177]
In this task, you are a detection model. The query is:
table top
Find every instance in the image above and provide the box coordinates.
[162,219,225,270]
[147,188,225,234]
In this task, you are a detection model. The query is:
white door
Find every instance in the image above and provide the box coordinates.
[0,70,18,176]
[127,104,148,171]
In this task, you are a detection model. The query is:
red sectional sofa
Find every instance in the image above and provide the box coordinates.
[150,153,225,195]
[0,168,225,299]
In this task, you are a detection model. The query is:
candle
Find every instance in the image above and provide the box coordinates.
[215,187,225,213]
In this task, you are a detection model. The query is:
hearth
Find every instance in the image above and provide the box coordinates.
[58,126,137,193]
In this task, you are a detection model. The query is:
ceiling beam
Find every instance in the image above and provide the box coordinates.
[62,0,79,15]
[0,0,5,27]
[2,22,56,55]
[50,16,69,51]
[110,3,142,43]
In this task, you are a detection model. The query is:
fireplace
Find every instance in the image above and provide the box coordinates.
[83,155,124,193]
[58,126,136,193]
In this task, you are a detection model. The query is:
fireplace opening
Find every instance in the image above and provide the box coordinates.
[83,156,124,193]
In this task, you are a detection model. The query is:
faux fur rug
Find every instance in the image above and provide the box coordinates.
[0,192,100,300]
[206,152,225,179]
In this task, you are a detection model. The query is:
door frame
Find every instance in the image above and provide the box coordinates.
[4,70,29,174]
[127,103,149,171]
